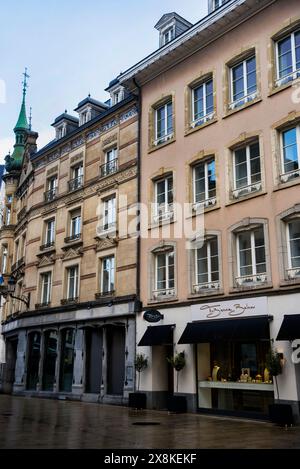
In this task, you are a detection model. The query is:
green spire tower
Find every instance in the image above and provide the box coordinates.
[5,69,30,173]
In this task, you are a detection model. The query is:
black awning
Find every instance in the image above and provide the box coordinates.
[277,314,300,341]
[138,325,175,346]
[178,316,271,344]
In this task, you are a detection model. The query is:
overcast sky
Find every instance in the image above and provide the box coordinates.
[0,1,208,161]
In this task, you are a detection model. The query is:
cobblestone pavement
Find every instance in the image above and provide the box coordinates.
[0,395,299,449]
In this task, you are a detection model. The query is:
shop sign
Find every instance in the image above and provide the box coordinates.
[191,297,268,321]
[143,310,164,323]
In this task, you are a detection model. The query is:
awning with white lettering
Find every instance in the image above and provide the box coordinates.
[277,314,300,341]
[178,316,272,344]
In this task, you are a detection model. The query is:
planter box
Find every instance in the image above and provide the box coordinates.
[269,404,294,427]
[167,396,187,413]
[128,392,147,410]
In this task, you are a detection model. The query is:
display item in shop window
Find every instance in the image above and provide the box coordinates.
[212,362,221,381]
[264,367,270,383]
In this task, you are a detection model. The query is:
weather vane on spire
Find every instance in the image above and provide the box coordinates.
[22,67,30,97]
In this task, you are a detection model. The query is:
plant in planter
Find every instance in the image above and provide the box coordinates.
[267,347,293,427]
[128,353,148,410]
[167,351,187,413]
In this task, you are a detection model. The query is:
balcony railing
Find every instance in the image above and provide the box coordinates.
[35,302,51,309]
[232,182,261,199]
[68,175,83,192]
[40,241,55,251]
[100,159,118,177]
[275,69,300,88]
[280,168,300,184]
[229,91,258,111]
[64,233,81,244]
[153,132,174,147]
[235,273,267,287]
[17,207,27,221]
[11,257,25,272]
[193,196,217,212]
[44,188,57,202]
[193,281,220,293]
[287,267,300,280]
[153,204,174,224]
[61,297,79,305]
[152,288,175,300]
[191,111,214,129]
[95,290,115,299]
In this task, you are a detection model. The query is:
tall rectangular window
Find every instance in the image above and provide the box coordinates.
[155,102,173,143]
[155,250,175,293]
[70,211,81,238]
[237,227,266,281]
[2,246,8,274]
[276,30,300,84]
[41,272,52,305]
[6,208,11,225]
[67,266,79,300]
[195,237,219,289]
[192,79,214,125]
[45,219,55,245]
[287,220,300,269]
[154,176,173,221]
[101,148,118,176]
[233,141,261,192]
[103,196,116,231]
[162,27,175,45]
[69,164,83,191]
[193,159,216,204]
[230,56,257,106]
[101,256,115,294]
[281,126,300,175]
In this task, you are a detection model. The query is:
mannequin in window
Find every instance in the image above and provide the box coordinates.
[212,361,221,381]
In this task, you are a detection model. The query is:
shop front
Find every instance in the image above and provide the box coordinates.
[178,297,274,419]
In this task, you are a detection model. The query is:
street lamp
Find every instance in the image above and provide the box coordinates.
[0,276,30,308]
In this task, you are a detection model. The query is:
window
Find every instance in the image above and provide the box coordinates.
[162,27,175,45]
[154,250,175,298]
[230,56,257,109]
[194,237,220,292]
[68,210,81,241]
[287,220,300,278]
[213,0,228,9]
[69,164,83,191]
[276,30,300,86]
[193,159,216,208]
[236,227,266,285]
[280,126,300,181]
[154,176,174,222]
[7,195,12,204]
[67,266,79,300]
[103,196,116,231]
[232,141,261,198]
[191,78,214,127]
[154,101,173,145]
[5,208,11,225]
[101,256,115,294]
[56,125,66,140]
[101,148,118,177]
[45,219,55,247]
[45,176,57,202]
[2,246,8,274]
[41,272,52,305]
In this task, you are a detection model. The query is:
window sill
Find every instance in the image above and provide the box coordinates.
[279,279,300,288]
[223,97,262,119]
[148,296,178,305]
[148,217,176,230]
[225,190,267,206]
[229,281,273,294]
[61,298,79,306]
[268,76,300,98]
[62,239,83,251]
[185,203,220,219]
[187,289,224,299]
[184,117,218,137]
[273,177,300,192]
[148,137,176,154]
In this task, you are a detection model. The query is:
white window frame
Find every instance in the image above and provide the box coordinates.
[276,30,300,85]
[70,213,81,237]
[154,176,173,221]
[103,196,116,231]
[101,256,115,293]
[162,26,175,46]
[230,56,257,108]
[6,208,11,225]
[67,266,79,300]
[154,102,173,144]
[41,272,52,305]
[2,246,8,274]
[191,79,214,127]
[155,251,175,292]
[232,142,261,197]
[194,238,220,290]
[236,229,266,283]
[286,221,300,275]
[45,219,55,245]
[280,125,300,179]
[193,159,216,209]
[72,164,83,180]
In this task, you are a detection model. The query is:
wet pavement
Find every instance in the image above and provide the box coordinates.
[0,394,299,449]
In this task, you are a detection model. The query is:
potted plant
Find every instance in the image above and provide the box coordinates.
[128,353,148,409]
[166,351,187,413]
[267,348,293,427]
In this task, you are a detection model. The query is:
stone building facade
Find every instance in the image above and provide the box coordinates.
[0,79,139,404]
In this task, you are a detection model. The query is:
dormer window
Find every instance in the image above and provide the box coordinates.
[208,0,229,13]
[56,124,66,140]
[79,108,92,126]
[162,26,175,45]
[111,87,125,106]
